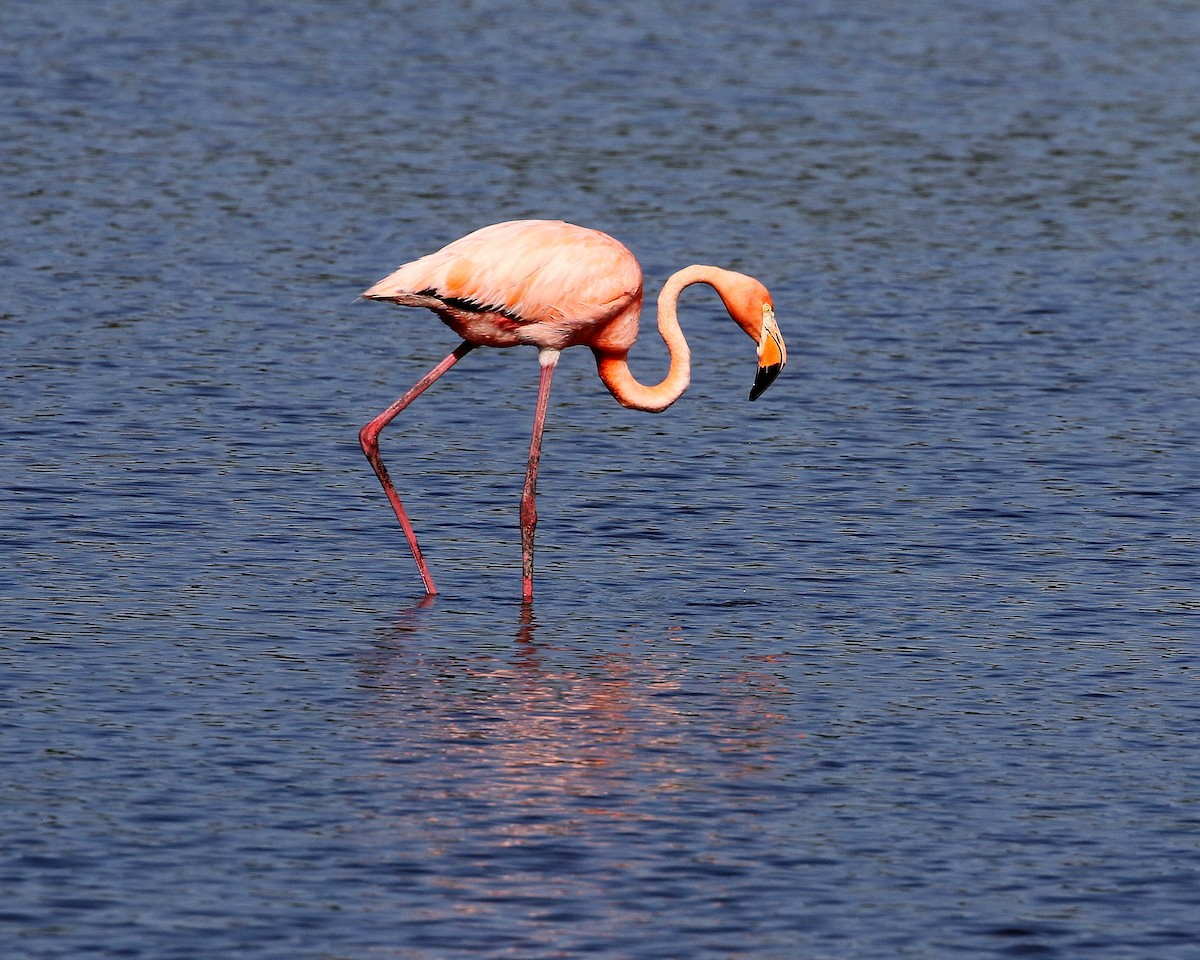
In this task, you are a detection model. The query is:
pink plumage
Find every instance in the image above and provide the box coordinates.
[363,220,643,352]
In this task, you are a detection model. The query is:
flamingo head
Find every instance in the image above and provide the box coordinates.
[713,272,786,401]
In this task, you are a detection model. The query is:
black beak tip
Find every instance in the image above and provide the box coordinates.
[749,363,783,401]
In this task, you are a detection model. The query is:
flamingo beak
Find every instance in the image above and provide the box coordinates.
[749,305,786,401]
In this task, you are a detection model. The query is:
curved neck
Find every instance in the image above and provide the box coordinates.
[595,265,731,412]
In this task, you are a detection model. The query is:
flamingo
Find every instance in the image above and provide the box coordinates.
[359,219,786,602]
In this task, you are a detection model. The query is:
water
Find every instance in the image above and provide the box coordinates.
[3,0,1200,957]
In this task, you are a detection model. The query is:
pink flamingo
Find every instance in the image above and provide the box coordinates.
[359,219,786,602]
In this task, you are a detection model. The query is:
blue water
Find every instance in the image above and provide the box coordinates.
[4,1,1200,957]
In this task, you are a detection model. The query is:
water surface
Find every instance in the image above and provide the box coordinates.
[3,1,1199,957]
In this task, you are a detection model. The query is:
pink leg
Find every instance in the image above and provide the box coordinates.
[359,341,474,596]
[521,350,559,603]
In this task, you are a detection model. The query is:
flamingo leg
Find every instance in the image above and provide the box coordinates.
[359,340,475,596]
[521,349,559,603]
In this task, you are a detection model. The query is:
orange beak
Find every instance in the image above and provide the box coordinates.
[749,306,786,401]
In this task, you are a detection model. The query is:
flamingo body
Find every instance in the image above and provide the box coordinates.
[359,219,786,602]
[363,220,644,355]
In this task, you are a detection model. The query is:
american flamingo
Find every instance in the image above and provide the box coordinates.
[359,219,786,602]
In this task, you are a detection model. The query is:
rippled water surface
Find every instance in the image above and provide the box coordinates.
[4,1,1200,958]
